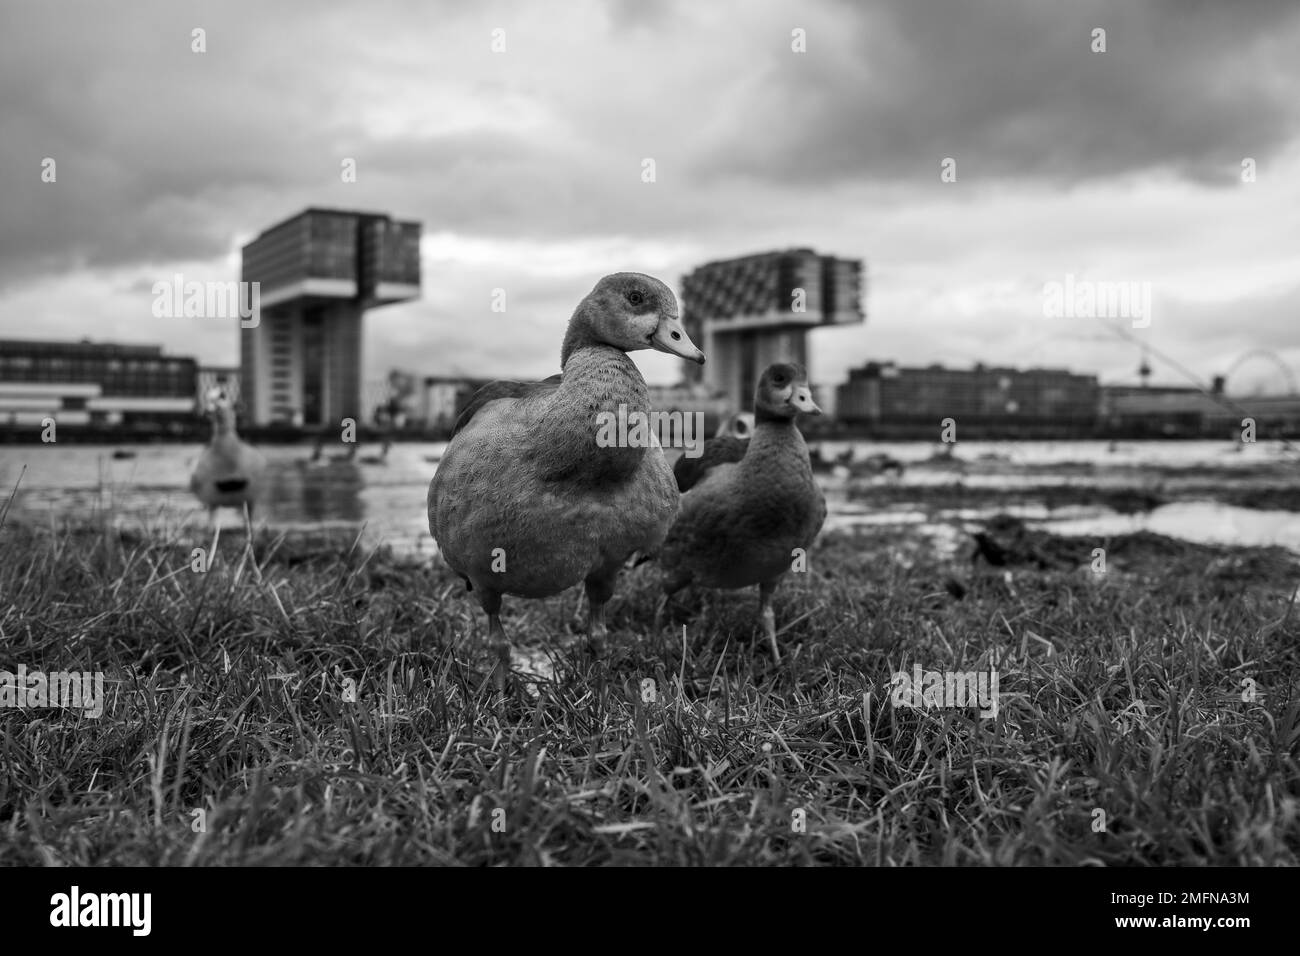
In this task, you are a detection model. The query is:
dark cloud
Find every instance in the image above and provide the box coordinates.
[1,0,1298,388]
[692,0,1300,187]
[4,0,1297,285]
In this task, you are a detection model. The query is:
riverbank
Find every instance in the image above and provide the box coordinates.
[5,439,1300,557]
[1,511,1296,865]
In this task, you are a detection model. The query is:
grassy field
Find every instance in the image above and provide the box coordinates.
[1,508,1298,865]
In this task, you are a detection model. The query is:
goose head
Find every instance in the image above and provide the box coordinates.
[562,273,705,367]
[201,386,238,432]
[716,411,756,439]
[754,363,822,422]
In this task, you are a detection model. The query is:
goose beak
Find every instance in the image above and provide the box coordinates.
[793,386,823,416]
[650,315,705,365]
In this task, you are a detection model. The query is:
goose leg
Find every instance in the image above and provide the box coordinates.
[759,580,780,662]
[587,603,607,656]
[242,503,261,582]
[652,594,668,635]
[480,589,510,693]
[656,568,691,634]
[583,568,618,657]
[488,614,509,693]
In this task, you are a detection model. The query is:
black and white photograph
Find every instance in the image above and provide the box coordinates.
[0,0,1294,921]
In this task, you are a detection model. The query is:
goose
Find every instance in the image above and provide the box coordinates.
[673,412,754,492]
[294,436,326,469]
[359,440,392,465]
[656,363,826,661]
[296,435,359,467]
[190,387,267,528]
[429,273,705,685]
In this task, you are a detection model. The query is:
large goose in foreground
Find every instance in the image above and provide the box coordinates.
[429,273,706,684]
[656,363,826,661]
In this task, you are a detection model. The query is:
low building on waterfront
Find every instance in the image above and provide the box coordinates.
[0,338,197,434]
[836,361,1100,437]
[1103,384,1300,438]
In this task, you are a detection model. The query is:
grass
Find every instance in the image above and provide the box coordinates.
[1,510,1298,866]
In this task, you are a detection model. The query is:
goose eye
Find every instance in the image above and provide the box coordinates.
[626,290,645,306]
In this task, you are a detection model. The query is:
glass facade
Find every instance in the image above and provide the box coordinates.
[680,249,865,404]
[301,309,325,424]
[837,363,1101,430]
[0,340,196,398]
[242,208,421,293]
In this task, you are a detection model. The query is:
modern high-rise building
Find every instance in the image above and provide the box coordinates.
[681,249,865,410]
[240,208,421,427]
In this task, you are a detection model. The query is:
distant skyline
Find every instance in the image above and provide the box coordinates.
[3,0,1299,394]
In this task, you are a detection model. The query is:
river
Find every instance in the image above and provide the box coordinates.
[1,439,1297,555]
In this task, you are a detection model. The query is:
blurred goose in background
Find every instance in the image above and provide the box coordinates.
[294,436,327,469]
[190,387,267,527]
[359,439,392,465]
[849,451,905,479]
[296,435,361,467]
[429,273,705,686]
[673,412,754,492]
[656,363,826,661]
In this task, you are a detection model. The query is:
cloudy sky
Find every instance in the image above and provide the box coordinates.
[3,0,1298,393]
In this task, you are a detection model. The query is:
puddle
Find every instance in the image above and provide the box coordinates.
[1038,501,1300,551]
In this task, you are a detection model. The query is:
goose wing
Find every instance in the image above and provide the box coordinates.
[451,374,562,437]
[673,433,749,491]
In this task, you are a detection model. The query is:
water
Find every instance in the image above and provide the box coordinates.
[0,441,447,554]
[1,439,1297,554]
[1041,502,1300,552]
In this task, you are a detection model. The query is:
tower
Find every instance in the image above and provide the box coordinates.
[239,208,421,427]
[681,249,865,410]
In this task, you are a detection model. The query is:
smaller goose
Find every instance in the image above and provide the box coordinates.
[656,364,826,660]
[190,387,267,527]
[673,412,754,492]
